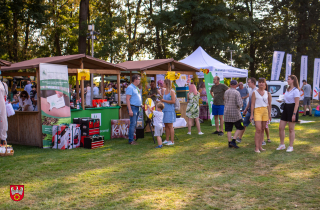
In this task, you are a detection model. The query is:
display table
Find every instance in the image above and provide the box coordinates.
[71,106,121,140]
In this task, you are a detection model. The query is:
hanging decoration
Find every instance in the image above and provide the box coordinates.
[200,68,210,74]
[165,71,180,81]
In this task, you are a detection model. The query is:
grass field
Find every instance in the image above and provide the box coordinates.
[0,115,320,210]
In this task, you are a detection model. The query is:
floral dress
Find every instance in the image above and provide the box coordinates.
[186,92,200,118]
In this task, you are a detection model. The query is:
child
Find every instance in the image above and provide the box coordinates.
[148,102,165,148]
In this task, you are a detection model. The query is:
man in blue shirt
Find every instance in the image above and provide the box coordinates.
[126,74,142,145]
[24,79,32,96]
[237,82,249,111]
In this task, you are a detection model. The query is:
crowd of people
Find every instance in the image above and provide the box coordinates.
[125,74,304,153]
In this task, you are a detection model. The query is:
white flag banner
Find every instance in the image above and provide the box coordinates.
[285,54,292,80]
[313,58,320,100]
[300,55,308,100]
[271,51,285,80]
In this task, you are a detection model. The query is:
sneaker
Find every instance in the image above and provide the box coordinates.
[129,141,138,145]
[166,141,174,146]
[236,137,242,143]
[163,140,169,144]
[212,131,220,134]
[198,132,204,135]
[218,131,224,136]
[286,146,294,152]
[262,141,266,146]
[187,132,191,135]
[228,142,232,148]
[276,144,286,150]
[267,139,271,143]
[229,141,239,148]
[155,145,163,148]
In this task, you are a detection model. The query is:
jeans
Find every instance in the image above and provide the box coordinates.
[128,106,139,143]
[242,99,247,111]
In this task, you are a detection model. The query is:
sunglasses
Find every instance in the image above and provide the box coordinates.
[21,95,27,98]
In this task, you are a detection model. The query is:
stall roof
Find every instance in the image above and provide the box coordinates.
[0,59,11,66]
[1,54,126,71]
[117,59,199,73]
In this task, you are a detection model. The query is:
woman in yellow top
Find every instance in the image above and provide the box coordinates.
[250,78,272,153]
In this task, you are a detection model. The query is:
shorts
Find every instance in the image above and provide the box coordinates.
[243,112,251,127]
[225,119,244,132]
[281,103,299,122]
[212,104,224,116]
[154,126,163,137]
[303,97,311,105]
[254,107,269,121]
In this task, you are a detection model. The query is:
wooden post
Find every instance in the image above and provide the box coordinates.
[80,58,85,110]
[130,71,132,83]
[101,74,104,98]
[76,73,79,100]
[117,74,121,118]
[36,68,42,147]
[168,62,172,71]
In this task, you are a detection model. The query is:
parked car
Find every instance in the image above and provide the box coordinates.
[246,80,288,118]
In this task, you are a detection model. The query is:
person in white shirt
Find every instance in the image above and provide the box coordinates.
[277,75,300,152]
[148,102,164,148]
[12,91,34,111]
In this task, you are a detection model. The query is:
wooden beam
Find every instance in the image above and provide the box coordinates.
[1,72,36,76]
[143,70,195,75]
[101,74,104,98]
[117,74,121,118]
[168,63,172,71]
[80,58,85,110]
[68,68,120,75]
[76,73,79,100]
[36,68,43,147]
[130,71,132,83]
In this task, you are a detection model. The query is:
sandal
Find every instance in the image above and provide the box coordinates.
[267,139,271,143]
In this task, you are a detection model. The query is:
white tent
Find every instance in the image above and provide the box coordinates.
[180,46,248,78]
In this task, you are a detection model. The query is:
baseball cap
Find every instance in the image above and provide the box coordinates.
[230,80,238,85]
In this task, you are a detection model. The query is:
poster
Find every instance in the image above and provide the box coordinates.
[40,63,71,148]
[111,119,136,139]
[313,58,320,100]
[300,55,308,100]
[271,51,285,80]
[203,69,224,126]
[285,54,292,80]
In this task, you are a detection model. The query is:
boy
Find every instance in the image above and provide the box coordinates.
[148,102,165,148]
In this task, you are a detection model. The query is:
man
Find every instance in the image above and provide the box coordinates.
[93,83,99,96]
[210,76,229,136]
[301,79,312,116]
[237,82,249,111]
[148,80,158,101]
[24,79,32,95]
[224,80,244,148]
[126,75,142,145]
[237,78,257,143]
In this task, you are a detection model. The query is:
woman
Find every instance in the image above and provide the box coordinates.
[0,81,8,145]
[160,79,176,146]
[12,94,19,110]
[157,80,165,96]
[250,78,272,153]
[11,83,18,99]
[85,83,92,106]
[198,82,208,120]
[11,91,34,111]
[277,75,300,152]
[186,84,204,135]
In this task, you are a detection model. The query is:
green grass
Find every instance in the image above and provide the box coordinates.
[1,115,320,209]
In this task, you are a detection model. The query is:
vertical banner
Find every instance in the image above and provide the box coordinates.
[300,55,308,100]
[285,54,292,80]
[271,51,285,80]
[40,63,71,148]
[313,58,320,100]
[203,69,224,126]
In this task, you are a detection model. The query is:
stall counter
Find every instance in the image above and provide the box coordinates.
[71,106,120,140]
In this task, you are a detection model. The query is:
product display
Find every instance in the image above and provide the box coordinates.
[83,136,104,149]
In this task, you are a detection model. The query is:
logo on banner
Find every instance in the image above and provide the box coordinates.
[10,185,24,201]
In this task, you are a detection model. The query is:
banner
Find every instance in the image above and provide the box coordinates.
[40,63,71,148]
[285,54,292,80]
[300,55,308,100]
[313,58,320,100]
[271,51,285,80]
[203,68,224,126]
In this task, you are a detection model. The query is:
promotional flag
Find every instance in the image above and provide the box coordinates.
[285,54,292,80]
[300,55,308,100]
[271,51,285,80]
[313,58,320,100]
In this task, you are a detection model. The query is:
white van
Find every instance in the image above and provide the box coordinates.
[247,80,287,118]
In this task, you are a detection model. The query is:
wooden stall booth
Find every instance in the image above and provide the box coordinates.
[1,54,125,147]
[116,59,199,127]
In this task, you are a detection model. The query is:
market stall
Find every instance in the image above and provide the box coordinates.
[1,54,125,147]
[117,59,200,127]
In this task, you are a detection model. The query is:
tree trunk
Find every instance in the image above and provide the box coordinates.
[23,20,30,60]
[13,11,18,62]
[79,0,89,54]
[249,32,256,78]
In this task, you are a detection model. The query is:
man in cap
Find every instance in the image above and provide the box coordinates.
[224,80,244,148]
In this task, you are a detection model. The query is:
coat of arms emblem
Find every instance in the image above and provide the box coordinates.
[10,185,24,201]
